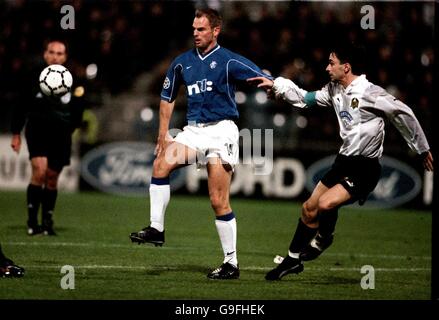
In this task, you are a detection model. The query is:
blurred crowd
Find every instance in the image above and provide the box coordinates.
[0,0,434,155]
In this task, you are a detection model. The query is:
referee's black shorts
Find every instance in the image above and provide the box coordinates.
[25,120,72,172]
[321,154,381,205]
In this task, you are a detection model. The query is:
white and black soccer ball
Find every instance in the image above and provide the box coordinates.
[39,64,73,97]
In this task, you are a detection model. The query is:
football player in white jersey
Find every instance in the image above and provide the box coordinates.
[249,44,433,281]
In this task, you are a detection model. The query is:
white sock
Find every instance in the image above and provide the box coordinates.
[288,251,300,259]
[149,183,170,232]
[215,214,238,267]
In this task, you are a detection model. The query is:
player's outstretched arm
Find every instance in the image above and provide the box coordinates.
[247,77,274,90]
[249,76,314,108]
[247,77,277,100]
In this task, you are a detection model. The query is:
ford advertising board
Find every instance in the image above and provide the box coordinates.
[80,142,186,196]
[306,155,422,208]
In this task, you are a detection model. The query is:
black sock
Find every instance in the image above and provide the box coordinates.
[288,218,318,254]
[42,188,58,225]
[27,184,43,226]
[318,209,339,237]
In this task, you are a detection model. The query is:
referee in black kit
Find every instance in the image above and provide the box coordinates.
[10,39,85,236]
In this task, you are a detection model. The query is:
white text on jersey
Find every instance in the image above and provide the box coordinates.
[187,79,213,96]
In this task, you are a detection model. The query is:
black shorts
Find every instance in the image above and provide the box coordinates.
[321,154,381,205]
[25,120,72,172]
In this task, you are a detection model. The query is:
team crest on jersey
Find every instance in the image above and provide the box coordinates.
[350,97,359,109]
[163,77,170,89]
[210,61,217,69]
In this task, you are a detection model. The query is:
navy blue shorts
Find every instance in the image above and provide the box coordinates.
[25,120,72,172]
[321,154,381,205]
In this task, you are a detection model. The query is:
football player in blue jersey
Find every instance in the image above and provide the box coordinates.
[130,8,272,279]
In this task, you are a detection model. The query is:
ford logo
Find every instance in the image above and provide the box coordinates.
[306,155,421,208]
[80,142,186,196]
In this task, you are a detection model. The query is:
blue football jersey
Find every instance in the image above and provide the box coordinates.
[161,44,272,123]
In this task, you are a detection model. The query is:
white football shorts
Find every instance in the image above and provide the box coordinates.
[173,120,239,167]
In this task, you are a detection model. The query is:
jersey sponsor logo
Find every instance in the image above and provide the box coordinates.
[187,79,213,96]
[80,142,186,196]
[163,77,171,89]
[339,111,353,121]
[306,155,422,209]
[339,111,354,129]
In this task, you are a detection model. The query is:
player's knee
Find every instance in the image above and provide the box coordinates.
[303,200,317,213]
[317,198,336,212]
[31,169,46,185]
[45,176,59,189]
[210,193,228,212]
[302,201,318,221]
[153,158,172,177]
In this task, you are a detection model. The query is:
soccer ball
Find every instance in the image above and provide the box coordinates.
[39,64,73,96]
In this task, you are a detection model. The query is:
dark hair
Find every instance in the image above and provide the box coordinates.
[195,8,222,29]
[329,42,366,75]
[44,39,69,55]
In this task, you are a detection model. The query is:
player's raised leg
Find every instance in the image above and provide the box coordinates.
[206,158,239,280]
[300,184,350,261]
[130,142,196,246]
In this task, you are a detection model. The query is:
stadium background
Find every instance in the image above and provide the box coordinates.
[0,0,434,208]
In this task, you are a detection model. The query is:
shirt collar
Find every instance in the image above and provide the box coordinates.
[196,44,220,61]
[346,74,366,92]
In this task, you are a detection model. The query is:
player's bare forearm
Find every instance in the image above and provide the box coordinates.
[247,77,274,90]
[156,100,175,156]
[247,77,277,100]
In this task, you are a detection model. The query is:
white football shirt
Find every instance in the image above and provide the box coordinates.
[272,75,430,158]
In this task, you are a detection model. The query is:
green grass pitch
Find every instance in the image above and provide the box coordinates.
[0,191,431,300]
